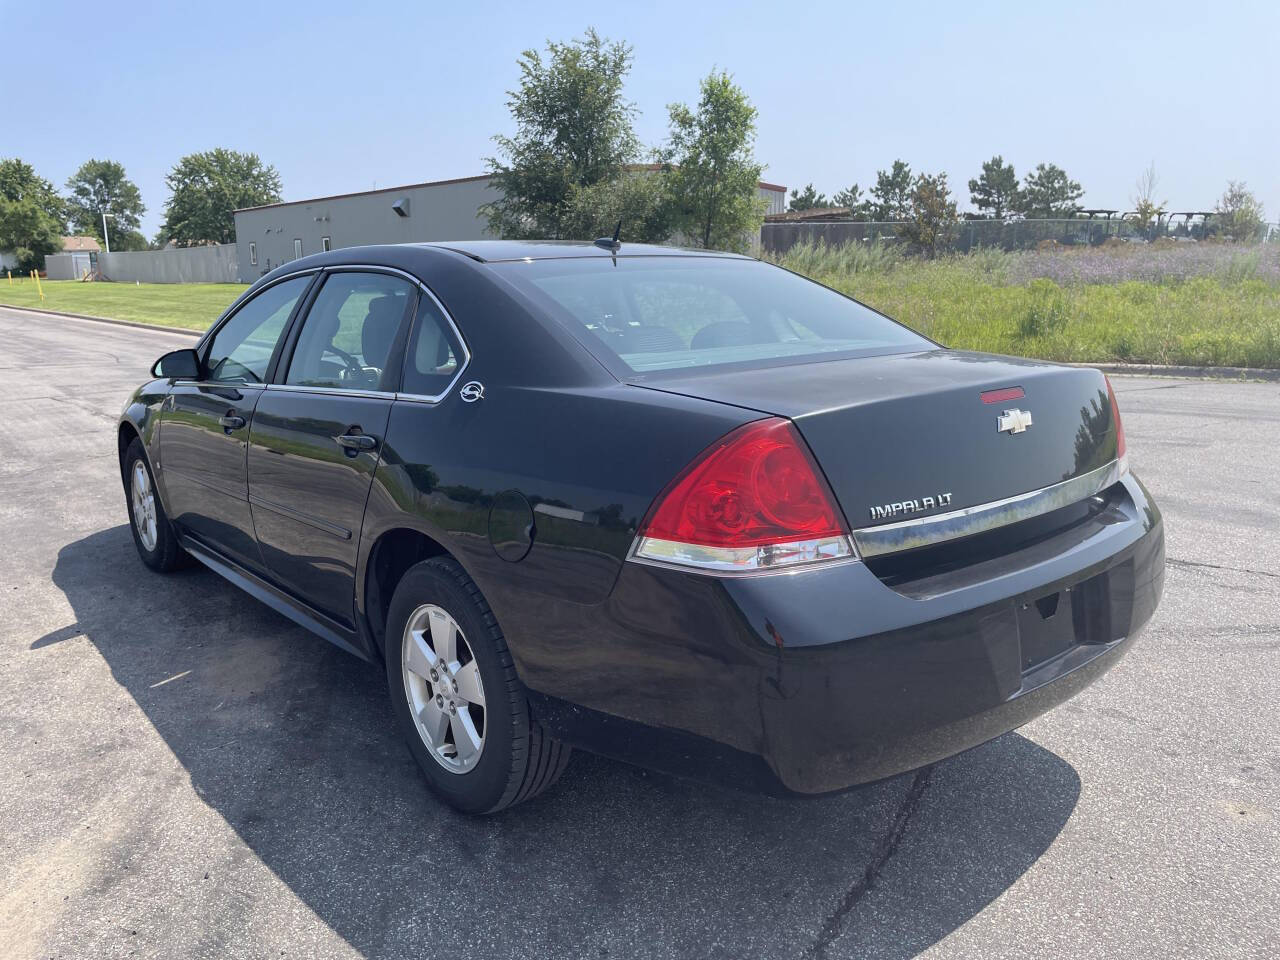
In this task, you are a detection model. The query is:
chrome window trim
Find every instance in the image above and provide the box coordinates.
[171,380,266,390]
[315,263,472,405]
[265,383,395,400]
[850,458,1127,559]
[177,264,471,403]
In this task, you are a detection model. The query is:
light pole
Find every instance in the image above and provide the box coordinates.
[101,211,114,253]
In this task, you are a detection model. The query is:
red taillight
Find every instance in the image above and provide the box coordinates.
[1105,376,1127,461]
[635,418,853,572]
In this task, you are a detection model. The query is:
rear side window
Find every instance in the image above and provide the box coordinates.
[401,292,465,398]
[285,272,414,391]
[205,275,310,383]
[493,257,930,376]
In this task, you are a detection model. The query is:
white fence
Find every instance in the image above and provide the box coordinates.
[97,244,239,283]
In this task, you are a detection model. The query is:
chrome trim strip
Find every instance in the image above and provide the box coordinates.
[633,534,855,574]
[264,383,395,400]
[171,380,265,390]
[851,458,1126,559]
[628,549,861,579]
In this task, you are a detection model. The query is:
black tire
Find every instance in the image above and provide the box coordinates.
[123,437,188,572]
[385,557,570,814]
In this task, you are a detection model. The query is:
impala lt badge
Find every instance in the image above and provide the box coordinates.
[997,408,1033,434]
[459,381,485,403]
[869,491,953,521]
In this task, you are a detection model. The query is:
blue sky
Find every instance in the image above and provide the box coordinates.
[9,0,1276,237]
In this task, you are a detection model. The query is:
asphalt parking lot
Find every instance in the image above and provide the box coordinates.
[1,304,1276,960]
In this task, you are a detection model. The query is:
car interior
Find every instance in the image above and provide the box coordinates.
[286,284,409,391]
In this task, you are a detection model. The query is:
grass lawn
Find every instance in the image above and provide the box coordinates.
[774,242,1280,369]
[3,243,1279,367]
[0,279,247,331]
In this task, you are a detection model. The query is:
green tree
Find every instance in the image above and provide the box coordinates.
[898,172,959,255]
[664,70,765,251]
[870,160,913,220]
[0,158,65,271]
[1214,180,1265,241]
[788,183,831,211]
[833,184,875,220]
[159,149,282,246]
[968,155,1020,219]
[1018,163,1084,218]
[833,183,860,208]
[0,159,64,223]
[560,170,675,243]
[65,158,146,250]
[483,30,639,239]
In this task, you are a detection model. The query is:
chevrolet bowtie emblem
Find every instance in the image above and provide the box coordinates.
[997,408,1033,434]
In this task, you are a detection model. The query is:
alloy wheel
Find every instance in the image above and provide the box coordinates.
[130,460,158,552]
[401,604,486,773]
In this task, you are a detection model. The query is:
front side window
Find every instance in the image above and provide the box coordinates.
[493,257,931,376]
[204,275,311,383]
[401,291,465,397]
[285,272,414,391]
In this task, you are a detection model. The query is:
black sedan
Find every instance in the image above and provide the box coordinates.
[118,241,1165,813]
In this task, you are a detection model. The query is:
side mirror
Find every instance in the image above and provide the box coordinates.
[151,348,200,379]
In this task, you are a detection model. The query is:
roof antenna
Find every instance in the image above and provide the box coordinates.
[594,220,622,252]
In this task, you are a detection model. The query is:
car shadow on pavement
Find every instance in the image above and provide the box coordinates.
[44,527,1082,960]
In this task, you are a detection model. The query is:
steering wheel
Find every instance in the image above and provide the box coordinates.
[324,344,368,381]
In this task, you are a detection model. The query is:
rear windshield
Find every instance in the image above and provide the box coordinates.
[491,256,930,377]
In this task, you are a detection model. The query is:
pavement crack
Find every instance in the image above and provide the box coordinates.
[807,766,933,959]
[1166,557,1280,580]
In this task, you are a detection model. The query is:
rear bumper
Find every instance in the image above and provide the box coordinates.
[524,473,1165,795]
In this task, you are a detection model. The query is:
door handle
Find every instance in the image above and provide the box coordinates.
[218,414,246,431]
[336,434,377,451]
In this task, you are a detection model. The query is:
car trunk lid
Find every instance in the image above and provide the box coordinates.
[630,349,1121,529]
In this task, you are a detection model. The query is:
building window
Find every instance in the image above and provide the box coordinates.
[321,236,331,252]
[249,242,257,266]
[293,238,303,259]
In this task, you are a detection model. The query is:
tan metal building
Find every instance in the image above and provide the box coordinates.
[233,173,786,282]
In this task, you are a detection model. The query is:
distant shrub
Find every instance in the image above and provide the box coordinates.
[963,246,1015,281]
[1218,251,1261,283]
[1019,279,1069,338]
[769,238,902,277]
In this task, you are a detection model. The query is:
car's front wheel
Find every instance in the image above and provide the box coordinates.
[385,557,570,813]
[123,437,188,572]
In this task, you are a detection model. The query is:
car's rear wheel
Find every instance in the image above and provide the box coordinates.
[123,437,187,572]
[385,557,570,813]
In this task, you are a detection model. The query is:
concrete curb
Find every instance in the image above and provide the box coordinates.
[1065,361,1280,382]
[0,302,202,337]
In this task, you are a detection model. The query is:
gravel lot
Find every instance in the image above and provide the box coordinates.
[1,305,1276,960]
